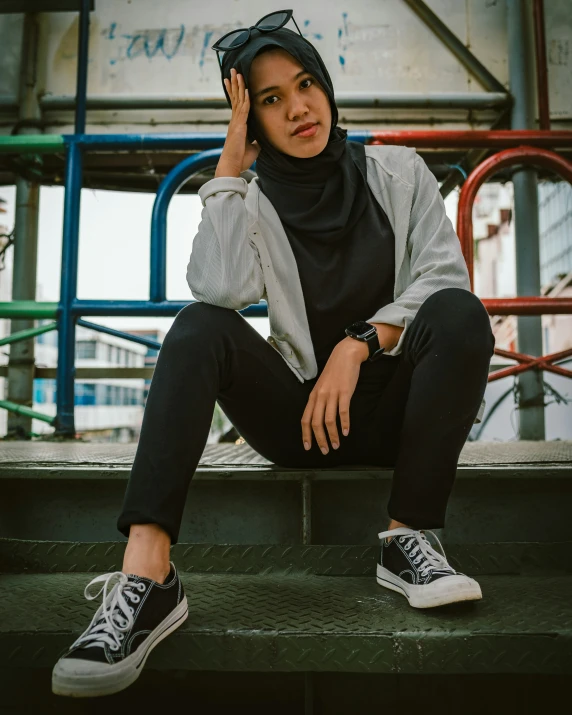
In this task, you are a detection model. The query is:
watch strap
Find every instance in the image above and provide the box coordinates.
[365,330,385,361]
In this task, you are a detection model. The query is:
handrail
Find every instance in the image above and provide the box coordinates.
[150,148,223,303]
[456,145,572,382]
[456,145,572,286]
[2,130,572,155]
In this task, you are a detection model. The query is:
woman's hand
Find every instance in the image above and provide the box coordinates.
[300,323,404,454]
[216,68,261,177]
[301,338,367,454]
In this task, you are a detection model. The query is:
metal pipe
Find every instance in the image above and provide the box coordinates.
[77,319,162,351]
[457,145,572,286]
[533,0,550,130]
[488,360,572,382]
[0,322,57,347]
[368,130,572,148]
[0,135,66,153]
[0,399,56,425]
[507,0,545,440]
[51,0,90,435]
[6,296,568,321]
[55,141,82,437]
[3,130,572,155]
[150,149,223,302]
[70,299,269,318]
[0,301,58,319]
[74,0,90,134]
[37,91,510,112]
[482,297,572,315]
[402,0,507,93]
[7,12,41,440]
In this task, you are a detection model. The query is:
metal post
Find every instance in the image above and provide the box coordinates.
[55,142,82,437]
[532,0,550,130]
[54,0,90,436]
[7,13,41,439]
[75,0,91,134]
[507,0,545,439]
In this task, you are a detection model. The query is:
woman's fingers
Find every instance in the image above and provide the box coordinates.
[226,68,249,113]
[311,392,330,454]
[324,397,340,449]
[302,389,349,455]
[301,393,315,450]
[338,391,351,438]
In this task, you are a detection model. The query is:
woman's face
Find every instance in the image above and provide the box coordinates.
[248,48,331,158]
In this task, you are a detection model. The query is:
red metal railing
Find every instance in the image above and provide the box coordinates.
[368,130,572,148]
[456,145,572,381]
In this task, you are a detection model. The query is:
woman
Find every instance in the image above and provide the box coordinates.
[52,17,495,698]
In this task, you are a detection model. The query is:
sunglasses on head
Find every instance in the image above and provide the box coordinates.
[211,9,303,69]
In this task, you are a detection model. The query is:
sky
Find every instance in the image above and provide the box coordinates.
[0,183,459,341]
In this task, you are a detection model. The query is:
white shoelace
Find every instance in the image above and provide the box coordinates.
[68,571,146,653]
[377,527,454,579]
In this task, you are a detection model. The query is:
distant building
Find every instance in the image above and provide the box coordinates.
[126,328,164,403]
[31,322,148,442]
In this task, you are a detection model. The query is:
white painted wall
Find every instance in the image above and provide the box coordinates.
[1,0,571,132]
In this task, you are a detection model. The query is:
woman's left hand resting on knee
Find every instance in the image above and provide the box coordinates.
[301,323,404,455]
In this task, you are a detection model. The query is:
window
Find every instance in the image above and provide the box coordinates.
[75,383,96,406]
[33,378,56,404]
[37,329,57,347]
[76,341,96,359]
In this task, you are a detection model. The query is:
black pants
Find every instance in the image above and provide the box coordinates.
[117,287,495,545]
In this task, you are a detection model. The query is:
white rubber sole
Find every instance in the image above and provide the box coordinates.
[52,596,188,698]
[376,565,482,608]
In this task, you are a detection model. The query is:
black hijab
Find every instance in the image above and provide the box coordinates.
[219,26,370,245]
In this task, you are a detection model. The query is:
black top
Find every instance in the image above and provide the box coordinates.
[285,183,396,373]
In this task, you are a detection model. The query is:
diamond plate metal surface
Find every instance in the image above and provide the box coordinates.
[0,441,571,468]
[2,539,572,576]
[1,441,571,483]
[0,572,570,673]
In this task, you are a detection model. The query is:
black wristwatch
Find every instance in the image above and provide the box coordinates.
[345,320,386,362]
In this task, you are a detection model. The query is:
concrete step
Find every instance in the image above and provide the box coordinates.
[1,570,571,675]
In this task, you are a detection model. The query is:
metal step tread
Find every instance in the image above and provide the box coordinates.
[1,440,571,480]
[1,571,571,673]
[2,538,572,576]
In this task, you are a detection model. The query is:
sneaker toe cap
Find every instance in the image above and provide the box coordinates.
[54,655,113,676]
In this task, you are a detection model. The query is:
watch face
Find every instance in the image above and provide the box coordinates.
[347,320,374,337]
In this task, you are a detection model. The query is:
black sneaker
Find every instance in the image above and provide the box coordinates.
[52,560,188,697]
[376,527,482,608]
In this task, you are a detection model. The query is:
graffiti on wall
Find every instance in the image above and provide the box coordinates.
[102,15,350,70]
[106,22,185,64]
